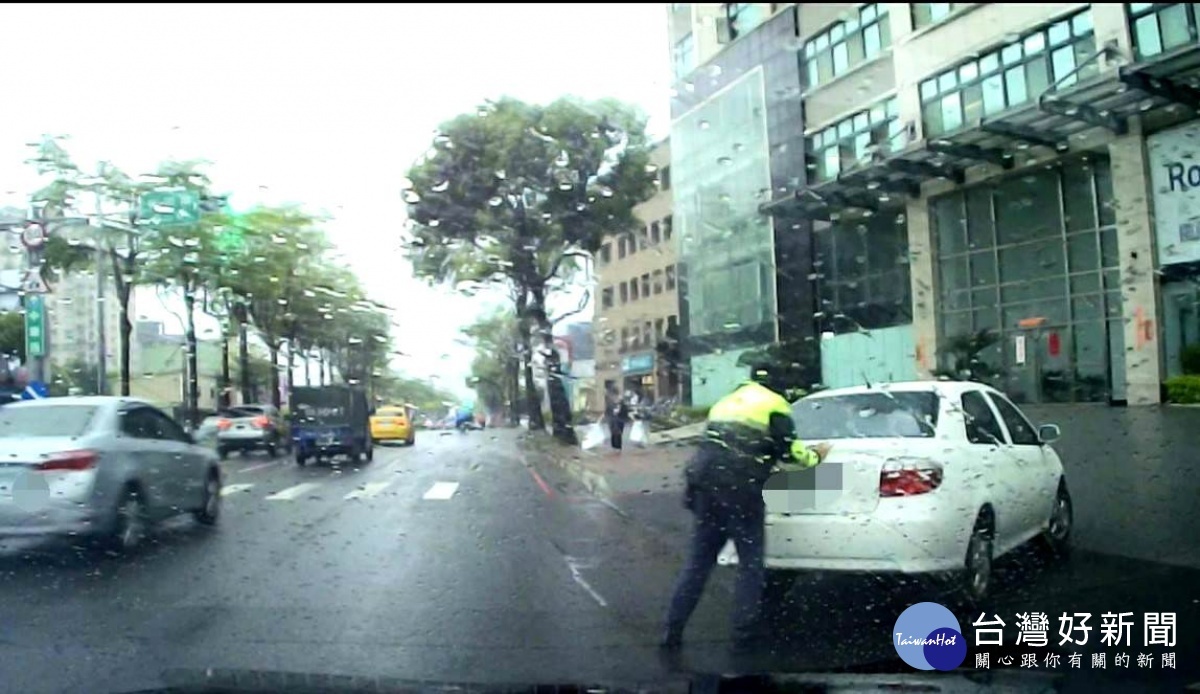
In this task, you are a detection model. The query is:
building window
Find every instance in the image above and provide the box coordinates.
[643,321,653,347]
[1129,3,1196,61]
[911,3,961,30]
[618,237,628,259]
[814,213,912,333]
[663,215,673,241]
[641,273,651,297]
[920,8,1096,138]
[620,282,629,304]
[726,3,768,41]
[655,318,665,338]
[806,97,905,183]
[933,158,1120,404]
[619,327,629,352]
[601,286,614,309]
[650,221,661,245]
[631,279,640,301]
[673,32,695,81]
[599,242,612,264]
[628,233,638,255]
[659,166,671,191]
[801,4,891,90]
[666,264,677,290]
[653,269,664,294]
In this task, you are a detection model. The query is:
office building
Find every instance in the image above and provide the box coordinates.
[593,139,684,405]
[756,2,1199,406]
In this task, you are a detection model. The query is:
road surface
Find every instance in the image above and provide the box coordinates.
[0,429,1193,692]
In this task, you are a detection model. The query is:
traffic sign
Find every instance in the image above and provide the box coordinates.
[138,190,200,227]
[21,381,48,400]
[24,295,45,358]
[20,267,50,294]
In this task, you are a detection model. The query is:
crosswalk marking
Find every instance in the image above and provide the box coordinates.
[265,482,321,501]
[344,481,391,500]
[423,481,459,500]
[220,483,255,497]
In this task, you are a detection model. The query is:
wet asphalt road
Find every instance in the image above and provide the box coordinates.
[0,428,1195,693]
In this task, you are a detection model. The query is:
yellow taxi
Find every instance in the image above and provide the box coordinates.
[369,405,415,445]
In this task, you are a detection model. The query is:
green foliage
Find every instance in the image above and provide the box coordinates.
[1181,344,1200,376]
[49,359,102,397]
[0,312,25,361]
[21,135,397,410]
[379,375,456,413]
[463,309,520,414]
[1165,375,1200,404]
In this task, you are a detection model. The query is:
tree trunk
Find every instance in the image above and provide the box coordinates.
[110,253,134,397]
[285,335,296,397]
[530,286,576,444]
[183,289,200,429]
[269,342,281,409]
[516,312,543,431]
[507,356,520,427]
[238,303,251,404]
[220,331,231,409]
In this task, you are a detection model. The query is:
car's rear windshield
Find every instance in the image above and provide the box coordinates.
[0,405,99,438]
[222,407,264,417]
[378,408,407,417]
[792,391,939,439]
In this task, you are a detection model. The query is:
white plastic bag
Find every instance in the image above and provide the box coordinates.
[629,419,649,447]
[581,420,608,451]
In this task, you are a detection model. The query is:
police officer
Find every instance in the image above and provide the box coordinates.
[660,364,831,651]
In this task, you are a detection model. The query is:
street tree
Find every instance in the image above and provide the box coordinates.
[27,136,147,396]
[0,312,25,364]
[403,96,656,443]
[463,309,520,424]
[139,160,225,427]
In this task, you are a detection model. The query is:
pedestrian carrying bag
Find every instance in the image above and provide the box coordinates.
[629,419,649,447]
[581,420,608,451]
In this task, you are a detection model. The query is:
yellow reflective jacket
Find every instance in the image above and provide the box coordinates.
[688,381,820,492]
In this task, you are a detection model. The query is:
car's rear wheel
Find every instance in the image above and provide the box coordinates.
[1039,481,1072,559]
[406,436,415,446]
[194,470,221,526]
[296,453,308,467]
[109,487,149,553]
[962,514,994,606]
[217,447,229,461]
[266,442,278,458]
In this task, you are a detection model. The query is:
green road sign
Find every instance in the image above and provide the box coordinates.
[25,295,45,358]
[138,190,200,226]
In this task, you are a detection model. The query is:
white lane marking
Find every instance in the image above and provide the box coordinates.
[564,556,608,607]
[220,483,255,497]
[422,482,459,500]
[344,481,392,500]
[265,482,321,501]
[238,460,281,474]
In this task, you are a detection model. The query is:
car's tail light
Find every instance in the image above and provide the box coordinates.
[36,450,99,472]
[880,459,943,497]
[216,418,232,430]
[252,416,270,428]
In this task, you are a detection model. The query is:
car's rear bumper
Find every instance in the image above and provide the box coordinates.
[370,428,411,440]
[0,501,105,539]
[739,496,971,574]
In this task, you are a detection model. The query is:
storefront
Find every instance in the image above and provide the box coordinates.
[620,352,655,401]
[1147,119,1200,380]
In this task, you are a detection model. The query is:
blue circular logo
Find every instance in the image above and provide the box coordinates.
[892,602,966,671]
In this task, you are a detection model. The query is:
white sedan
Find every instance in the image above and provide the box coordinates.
[720,380,1072,604]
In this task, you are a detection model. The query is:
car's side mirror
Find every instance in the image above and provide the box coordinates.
[1038,423,1061,445]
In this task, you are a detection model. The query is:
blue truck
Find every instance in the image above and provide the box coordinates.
[290,385,374,466]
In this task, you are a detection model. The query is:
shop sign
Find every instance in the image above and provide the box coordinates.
[621,352,654,374]
[1148,121,1200,266]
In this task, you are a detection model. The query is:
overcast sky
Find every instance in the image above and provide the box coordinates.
[0,3,670,396]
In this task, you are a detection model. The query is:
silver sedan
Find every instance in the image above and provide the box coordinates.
[0,396,222,552]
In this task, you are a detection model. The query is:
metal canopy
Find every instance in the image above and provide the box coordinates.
[1118,44,1200,114]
